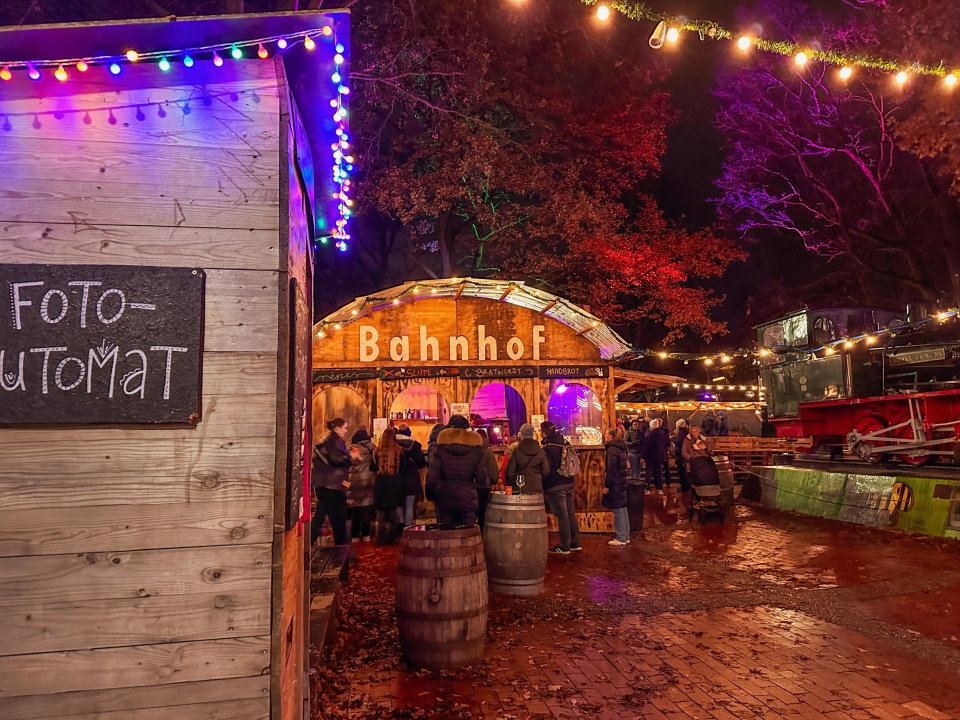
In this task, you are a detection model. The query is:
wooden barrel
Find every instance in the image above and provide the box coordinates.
[396,524,487,670]
[482,492,549,596]
[715,455,735,507]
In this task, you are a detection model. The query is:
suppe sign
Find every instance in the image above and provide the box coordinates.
[0,264,205,425]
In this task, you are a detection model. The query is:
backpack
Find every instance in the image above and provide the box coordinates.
[558,442,580,479]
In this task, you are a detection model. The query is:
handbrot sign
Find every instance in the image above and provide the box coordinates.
[0,264,205,425]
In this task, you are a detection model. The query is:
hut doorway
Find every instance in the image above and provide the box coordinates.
[469,382,527,445]
[389,385,450,447]
[313,386,368,442]
[547,382,604,446]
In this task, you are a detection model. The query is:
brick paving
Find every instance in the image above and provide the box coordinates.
[313,493,960,719]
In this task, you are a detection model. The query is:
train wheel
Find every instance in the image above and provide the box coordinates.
[853,415,889,464]
[894,422,935,466]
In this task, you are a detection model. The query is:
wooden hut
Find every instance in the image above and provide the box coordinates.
[0,11,347,720]
[312,278,680,531]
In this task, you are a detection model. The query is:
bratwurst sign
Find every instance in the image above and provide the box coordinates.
[0,264,204,425]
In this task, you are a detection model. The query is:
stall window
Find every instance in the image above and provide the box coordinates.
[469,383,527,445]
[390,385,450,447]
[547,383,603,446]
[313,386,368,442]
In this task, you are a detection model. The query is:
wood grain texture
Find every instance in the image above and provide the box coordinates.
[0,221,279,269]
[0,498,272,557]
[1,676,269,720]
[0,635,271,697]
[1,587,270,655]
[205,269,280,353]
[0,178,279,231]
[50,697,270,720]
[0,544,271,608]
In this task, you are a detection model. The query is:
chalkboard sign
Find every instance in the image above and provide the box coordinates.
[460,366,537,379]
[538,365,609,379]
[313,367,379,384]
[0,264,205,425]
[380,366,460,380]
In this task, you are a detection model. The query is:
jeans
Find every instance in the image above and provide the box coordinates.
[645,461,664,490]
[628,452,641,480]
[611,506,630,542]
[436,508,477,526]
[546,483,581,551]
[403,495,417,527]
[663,460,672,485]
[312,487,348,545]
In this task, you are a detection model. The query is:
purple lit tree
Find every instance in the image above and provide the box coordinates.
[714,0,960,312]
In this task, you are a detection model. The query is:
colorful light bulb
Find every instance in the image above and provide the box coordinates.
[794,51,808,66]
[335,43,345,53]
[946,73,958,87]
[76,60,89,72]
[596,4,610,20]
[158,56,171,71]
[737,36,751,51]
[334,53,344,65]
[183,54,194,68]
[27,64,40,80]
[666,27,680,42]
[277,37,288,49]
[895,70,908,84]
[304,35,316,50]
[838,66,853,80]
[125,50,139,62]
[321,26,333,36]
[0,67,12,81]
[54,65,68,81]
[257,43,268,59]
[109,63,122,75]
[213,52,224,67]
[230,45,242,60]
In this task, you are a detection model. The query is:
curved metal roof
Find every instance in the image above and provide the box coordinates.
[314,277,635,361]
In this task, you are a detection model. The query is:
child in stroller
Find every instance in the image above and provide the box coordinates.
[687,456,724,523]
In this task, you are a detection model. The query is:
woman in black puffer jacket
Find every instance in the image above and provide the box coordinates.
[426,415,488,525]
[602,428,630,546]
[311,418,353,546]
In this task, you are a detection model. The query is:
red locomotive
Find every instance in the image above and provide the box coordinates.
[758,307,960,465]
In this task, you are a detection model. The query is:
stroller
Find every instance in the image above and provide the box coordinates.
[687,456,725,524]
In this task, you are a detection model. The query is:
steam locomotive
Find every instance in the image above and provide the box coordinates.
[758,306,960,465]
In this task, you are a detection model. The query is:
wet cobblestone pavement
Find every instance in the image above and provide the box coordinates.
[312,493,960,719]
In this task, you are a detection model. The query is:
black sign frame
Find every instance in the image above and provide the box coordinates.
[0,264,205,425]
[313,367,380,384]
[460,366,537,379]
[538,365,609,379]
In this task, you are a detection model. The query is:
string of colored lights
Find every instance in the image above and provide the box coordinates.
[584,1,960,87]
[0,25,352,250]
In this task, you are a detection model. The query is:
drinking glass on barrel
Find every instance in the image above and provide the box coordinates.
[515,475,525,495]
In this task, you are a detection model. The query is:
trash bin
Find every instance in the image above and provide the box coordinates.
[627,481,645,531]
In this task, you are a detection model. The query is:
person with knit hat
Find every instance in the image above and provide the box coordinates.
[506,423,549,494]
[395,423,426,531]
[426,415,488,525]
[346,427,376,542]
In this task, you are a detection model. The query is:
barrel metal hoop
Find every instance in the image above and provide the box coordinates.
[483,522,548,530]
[401,545,483,557]
[400,636,486,652]
[398,563,487,578]
[396,604,489,621]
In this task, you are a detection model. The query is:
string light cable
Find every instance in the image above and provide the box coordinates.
[585,1,960,86]
[0,24,353,251]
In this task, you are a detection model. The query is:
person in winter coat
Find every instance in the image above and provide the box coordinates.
[671,419,691,492]
[657,417,673,485]
[346,428,377,542]
[642,418,670,493]
[506,423,550,494]
[427,421,445,466]
[624,420,644,481]
[426,415,488,525]
[716,411,730,437]
[311,418,353,546]
[396,424,427,530]
[681,425,712,466]
[602,427,630,545]
[474,428,500,527]
[541,421,582,555]
[701,409,718,437]
[373,427,409,545]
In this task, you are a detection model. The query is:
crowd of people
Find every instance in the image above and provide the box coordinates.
[309,410,727,552]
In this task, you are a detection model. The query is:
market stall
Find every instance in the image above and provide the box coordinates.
[312,278,681,531]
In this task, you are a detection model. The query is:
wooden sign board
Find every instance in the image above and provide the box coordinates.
[380,366,460,380]
[313,367,379,384]
[460,366,537,379]
[538,365,609,379]
[0,264,204,425]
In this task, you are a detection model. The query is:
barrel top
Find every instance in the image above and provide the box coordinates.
[488,492,544,505]
[402,523,480,539]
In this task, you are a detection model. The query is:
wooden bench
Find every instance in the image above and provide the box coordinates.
[308,545,351,666]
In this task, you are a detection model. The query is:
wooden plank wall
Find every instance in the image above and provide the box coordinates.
[0,61,282,720]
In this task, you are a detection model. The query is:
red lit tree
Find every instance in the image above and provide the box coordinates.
[333,0,743,342]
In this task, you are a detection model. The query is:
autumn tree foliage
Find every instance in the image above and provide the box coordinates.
[714,0,960,312]
[339,0,742,342]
